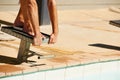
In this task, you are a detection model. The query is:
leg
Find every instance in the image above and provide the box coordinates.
[47,0,58,43]
[20,0,42,46]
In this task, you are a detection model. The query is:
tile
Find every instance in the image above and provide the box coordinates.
[52,63,67,69]
[80,58,96,65]
[38,59,67,69]
[100,61,118,80]
[22,67,40,80]
[5,71,23,77]
[99,55,119,62]
[23,73,38,80]
[65,66,84,80]
[116,60,120,80]
[0,72,5,77]
[81,9,120,20]
[67,60,80,67]
[37,71,46,80]
[37,65,53,71]
[83,63,101,80]
[0,64,23,77]
[63,54,81,67]
[22,67,38,74]
[1,8,120,80]
[45,69,65,80]
[0,75,23,80]
[23,71,45,80]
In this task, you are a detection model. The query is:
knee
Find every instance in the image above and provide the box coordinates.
[48,0,56,7]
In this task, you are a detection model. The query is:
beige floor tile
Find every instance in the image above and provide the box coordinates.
[0,8,120,77]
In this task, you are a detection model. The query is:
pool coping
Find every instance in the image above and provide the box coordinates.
[0,58,120,79]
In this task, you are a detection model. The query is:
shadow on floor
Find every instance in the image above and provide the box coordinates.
[89,43,120,51]
[0,55,21,65]
[0,55,39,65]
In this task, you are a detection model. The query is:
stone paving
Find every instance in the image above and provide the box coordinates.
[0,8,120,77]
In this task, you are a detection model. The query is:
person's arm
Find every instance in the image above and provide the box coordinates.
[27,1,42,46]
[20,0,42,46]
[48,0,59,44]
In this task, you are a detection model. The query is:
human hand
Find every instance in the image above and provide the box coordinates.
[49,33,58,44]
[33,33,42,46]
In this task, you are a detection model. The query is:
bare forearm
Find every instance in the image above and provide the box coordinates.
[48,0,58,36]
[20,0,42,46]
[27,1,40,36]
